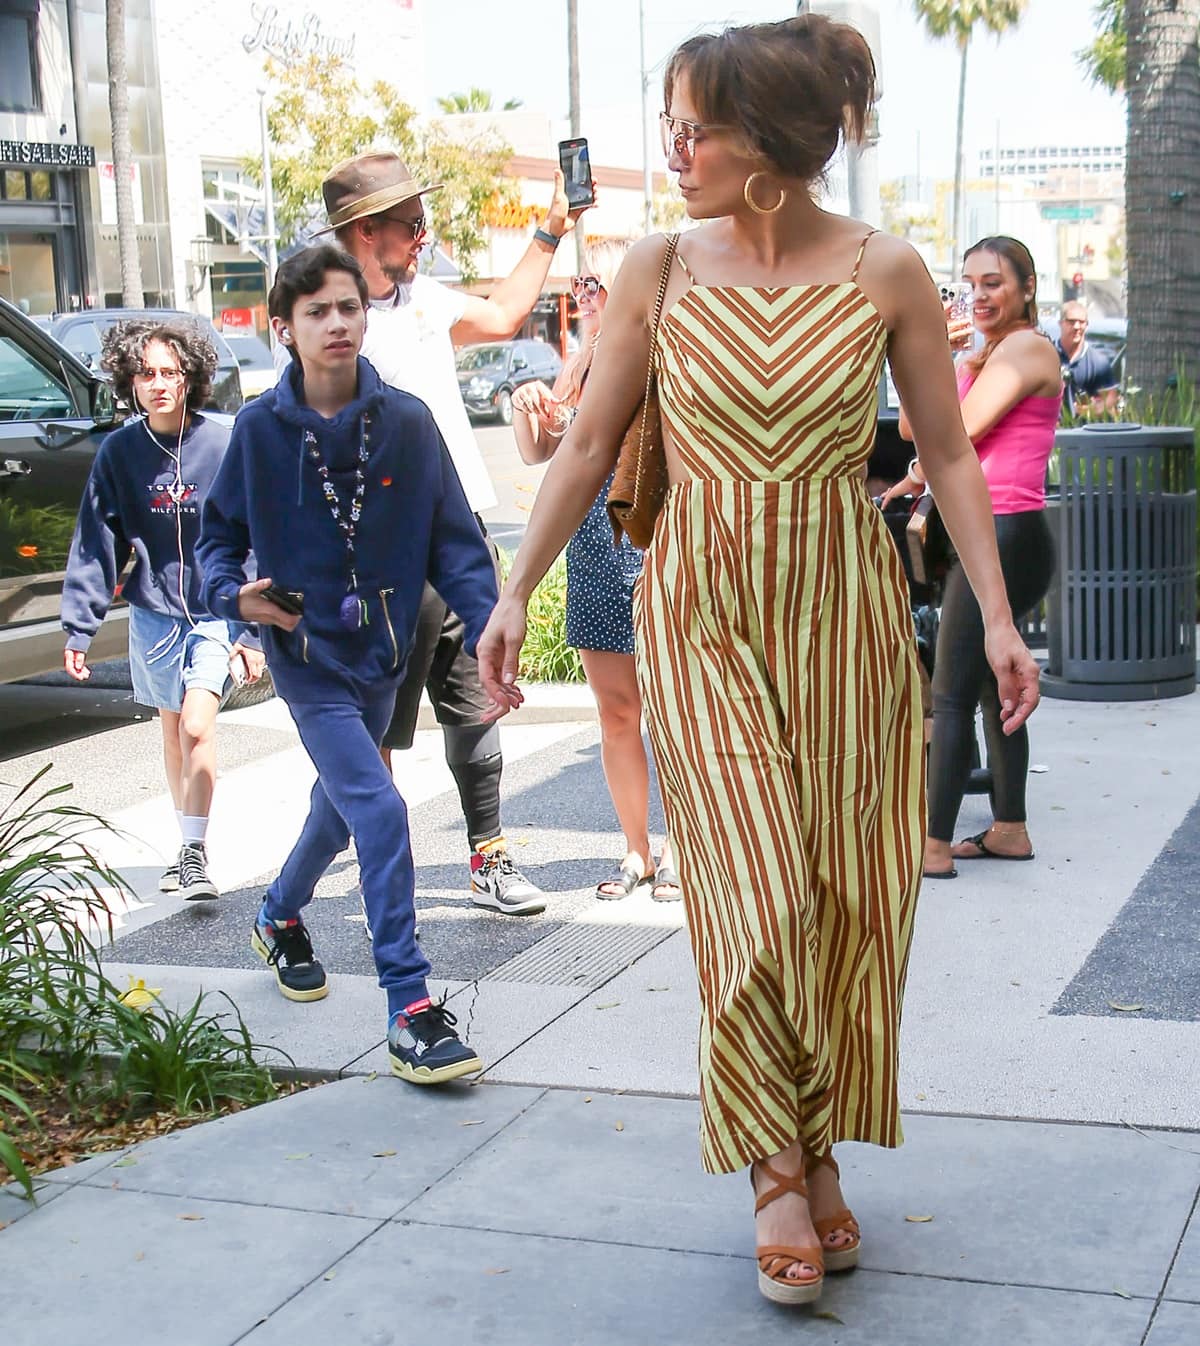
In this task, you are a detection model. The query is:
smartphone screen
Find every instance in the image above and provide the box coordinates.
[558,138,595,209]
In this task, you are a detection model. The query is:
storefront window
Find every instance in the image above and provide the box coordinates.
[0,232,57,315]
[3,172,28,201]
[0,12,41,114]
[30,171,52,201]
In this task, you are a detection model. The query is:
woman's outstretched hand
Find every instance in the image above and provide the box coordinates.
[985,621,1041,735]
[477,594,528,722]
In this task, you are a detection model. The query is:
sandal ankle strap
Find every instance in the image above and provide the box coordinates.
[752,1159,809,1214]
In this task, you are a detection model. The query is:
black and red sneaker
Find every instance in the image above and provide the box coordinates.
[251,912,328,1003]
[388,998,481,1084]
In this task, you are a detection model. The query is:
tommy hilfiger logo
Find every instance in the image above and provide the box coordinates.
[147,478,198,513]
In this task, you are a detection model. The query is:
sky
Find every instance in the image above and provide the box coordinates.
[422,0,1127,183]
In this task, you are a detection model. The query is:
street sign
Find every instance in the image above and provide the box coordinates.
[1041,205,1098,221]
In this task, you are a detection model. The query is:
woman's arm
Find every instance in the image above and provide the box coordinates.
[511,380,567,465]
[877,244,1040,731]
[477,234,669,712]
[957,329,1060,441]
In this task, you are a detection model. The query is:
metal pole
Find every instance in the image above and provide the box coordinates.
[258,88,279,308]
[567,0,585,272]
[639,0,653,236]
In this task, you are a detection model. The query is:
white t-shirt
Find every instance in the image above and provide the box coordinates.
[270,274,497,514]
[363,275,497,513]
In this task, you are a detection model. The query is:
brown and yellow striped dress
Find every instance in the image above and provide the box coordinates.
[635,234,925,1175]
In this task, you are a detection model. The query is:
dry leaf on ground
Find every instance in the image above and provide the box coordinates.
[1108,1002,1144,1012]
[905,1214,934,1223]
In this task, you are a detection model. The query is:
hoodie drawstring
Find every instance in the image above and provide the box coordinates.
[297,429,304,506]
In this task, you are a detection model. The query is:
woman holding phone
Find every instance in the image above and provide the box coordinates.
[510,241,679,902]
[477,15,1039,1308]
[886,236,1061,879]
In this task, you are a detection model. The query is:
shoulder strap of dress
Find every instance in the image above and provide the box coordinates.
[851,229,878,283]
[674,246,696,285]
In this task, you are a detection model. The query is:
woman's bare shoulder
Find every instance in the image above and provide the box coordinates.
[997,326,1061,370]
[855,231,938,327]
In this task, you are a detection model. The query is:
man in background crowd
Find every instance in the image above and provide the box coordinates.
[1056,301,1119,415]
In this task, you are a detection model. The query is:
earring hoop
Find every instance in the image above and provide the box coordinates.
[743,172,786,215]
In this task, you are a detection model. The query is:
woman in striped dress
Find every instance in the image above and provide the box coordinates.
[477,14,1040,1308]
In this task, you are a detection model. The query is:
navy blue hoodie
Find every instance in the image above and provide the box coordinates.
[62,413,251,652]
[198,358,498,705]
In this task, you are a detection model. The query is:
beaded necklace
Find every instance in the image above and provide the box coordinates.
[304,414,371,630]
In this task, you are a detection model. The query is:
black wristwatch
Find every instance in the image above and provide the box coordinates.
[533,227,562,250]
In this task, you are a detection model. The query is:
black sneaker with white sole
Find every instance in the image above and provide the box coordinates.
[251,913,328,1002]
[470,847,545,916]
[177,842,218,901]
[388,999,481,1084]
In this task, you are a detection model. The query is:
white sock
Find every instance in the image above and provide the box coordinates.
[175,809,184,841]
[181,815,209,846]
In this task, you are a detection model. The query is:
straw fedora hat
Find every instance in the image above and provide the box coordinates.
[315,151,443,234]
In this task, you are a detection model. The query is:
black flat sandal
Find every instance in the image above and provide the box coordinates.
[596,863,654,900]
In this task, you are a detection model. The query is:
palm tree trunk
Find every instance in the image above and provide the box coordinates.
[1125,0,1200,392]
[105,0,144,307]
[951,36,969,276]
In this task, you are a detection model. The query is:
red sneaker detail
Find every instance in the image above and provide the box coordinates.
[402,996,432,1018]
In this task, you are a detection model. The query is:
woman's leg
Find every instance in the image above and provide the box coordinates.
[925,560,993,869]
[580,648,654,884]
[955,512,1056,859]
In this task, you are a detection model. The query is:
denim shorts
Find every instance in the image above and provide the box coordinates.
[127,606,234,712]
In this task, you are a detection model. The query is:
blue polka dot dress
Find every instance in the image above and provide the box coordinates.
[565,470,643,654]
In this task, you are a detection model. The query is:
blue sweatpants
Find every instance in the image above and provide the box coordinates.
[264,687,429,1017]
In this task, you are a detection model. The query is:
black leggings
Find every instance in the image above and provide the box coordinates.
[927,510,1055,842]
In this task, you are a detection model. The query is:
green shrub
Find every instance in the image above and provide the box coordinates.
[521,555,585,683]
[0,768,283,1198]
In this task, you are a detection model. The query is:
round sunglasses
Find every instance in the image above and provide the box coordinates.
[570,275,602,298]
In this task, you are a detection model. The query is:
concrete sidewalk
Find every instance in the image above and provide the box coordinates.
[3,682,1200,1342]
[4,1077,1198,1344]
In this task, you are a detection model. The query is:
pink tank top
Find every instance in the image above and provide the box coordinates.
[956,365,1060,514]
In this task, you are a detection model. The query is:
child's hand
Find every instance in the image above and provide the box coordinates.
[63,647,90,681]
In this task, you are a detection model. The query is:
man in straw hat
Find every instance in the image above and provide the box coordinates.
[318,150,588,921]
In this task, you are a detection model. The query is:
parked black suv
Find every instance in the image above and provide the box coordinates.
[456,338,562,425]
[35,308,244,414]
[0,296,129,683]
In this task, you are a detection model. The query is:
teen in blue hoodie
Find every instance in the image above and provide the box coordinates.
[61,320,262,902]
[198,245,498,1084]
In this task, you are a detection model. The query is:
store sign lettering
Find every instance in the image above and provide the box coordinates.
[242,4,356,63]
[0,140,96,168]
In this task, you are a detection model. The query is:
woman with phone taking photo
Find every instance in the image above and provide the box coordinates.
[885,236,1061,880]
[510,242,679,902]
[477,14,1039,1309]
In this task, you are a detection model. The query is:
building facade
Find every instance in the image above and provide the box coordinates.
[1,0,173,315]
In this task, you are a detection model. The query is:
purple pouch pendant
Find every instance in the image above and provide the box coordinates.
[339,594,363,631]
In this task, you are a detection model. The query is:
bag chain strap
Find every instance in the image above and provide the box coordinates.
[632,233,680,509]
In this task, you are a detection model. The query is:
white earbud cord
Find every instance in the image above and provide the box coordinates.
[141,407,194,628]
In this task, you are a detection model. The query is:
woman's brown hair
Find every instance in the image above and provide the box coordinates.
[663,14,876,185]
[961,236,1041,374]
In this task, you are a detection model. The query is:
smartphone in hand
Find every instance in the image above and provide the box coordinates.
[261,585,304,616]
[558,137,595,209]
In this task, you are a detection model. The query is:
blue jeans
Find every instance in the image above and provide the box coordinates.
[264,687,429,1016]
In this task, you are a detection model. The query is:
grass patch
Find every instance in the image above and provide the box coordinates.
[0,768,287,1201]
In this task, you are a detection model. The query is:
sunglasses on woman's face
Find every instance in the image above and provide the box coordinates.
[659,112,730,162]
[570,275,602,298]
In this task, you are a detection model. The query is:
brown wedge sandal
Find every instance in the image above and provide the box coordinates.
[808,1152,861,1272]
[751,1160,825,1306]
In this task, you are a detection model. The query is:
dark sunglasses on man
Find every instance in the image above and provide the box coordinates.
[378,212,427,243]
[570,274,602,298]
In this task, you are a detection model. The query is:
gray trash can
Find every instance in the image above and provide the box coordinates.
[1043,422,1196,701]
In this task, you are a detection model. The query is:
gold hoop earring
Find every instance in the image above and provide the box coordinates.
[743,172,786,215]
